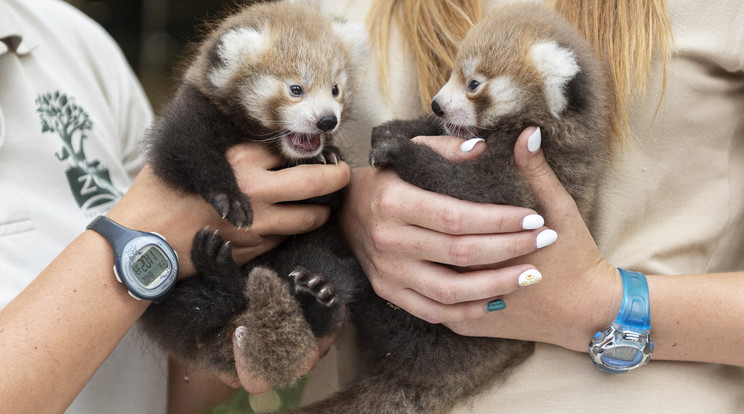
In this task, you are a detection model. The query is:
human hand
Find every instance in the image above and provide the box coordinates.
[443,127,622,352]
[340,135,557,324]
[107,141,351,279]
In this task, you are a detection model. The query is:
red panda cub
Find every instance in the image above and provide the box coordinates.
[290,3,610,414]
[138,1,366,387]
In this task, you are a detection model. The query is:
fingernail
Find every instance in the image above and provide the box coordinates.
[234,326,249,349]
[527,127,541,153]
[518,269,543,287]
[521,214,544,230]
[535,229,558,249]
[486,299,506,312]
[460,137,484,152]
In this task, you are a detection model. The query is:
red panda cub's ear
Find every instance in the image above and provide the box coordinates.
[528,41,580,118]
[331,18,368,67]
[209,26,270,88]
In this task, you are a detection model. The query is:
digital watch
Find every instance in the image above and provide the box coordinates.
[588,268,654,373]
[87,216,178,302]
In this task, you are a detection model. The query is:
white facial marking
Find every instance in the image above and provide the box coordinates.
[433,78,477,127]
[239,75,281,125]
[209,27,269,88]
[529,41,580,117]
[282,88,342,134]
[487,76,523,117]
[279,86,342,159]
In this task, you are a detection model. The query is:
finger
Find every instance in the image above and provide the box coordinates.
[400,262,541,305]
[388,286,501,324]
[411,135,486,161]
[513,127,578,222]
[226,141,284,170]
[374,175,543,235]
[260,162,352,203]
[229,235,285,265]
[232,326,273,394]
[317,333,339,359]
[249,204,331,236]
[372,223,556,267]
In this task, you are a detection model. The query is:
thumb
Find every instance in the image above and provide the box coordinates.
[514,127,578,223]
[411,135,486,162]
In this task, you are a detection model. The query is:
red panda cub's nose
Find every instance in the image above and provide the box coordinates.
[431,99,445,117]
[317,115,338,132]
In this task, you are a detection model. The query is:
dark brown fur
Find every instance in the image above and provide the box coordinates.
[288,4,610,413]
[140,1,608,411]
[138,1,366,386]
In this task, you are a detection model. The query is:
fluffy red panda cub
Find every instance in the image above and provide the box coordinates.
[138,1,366,387]
[290,3,610,414]
[369,3,609,220]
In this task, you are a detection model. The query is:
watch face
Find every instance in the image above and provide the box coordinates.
[120,235,178,300]
[604,345,640,362]
[131,245,170,288]
[88,216,178,302]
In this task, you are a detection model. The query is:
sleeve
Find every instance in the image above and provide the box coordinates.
[109,44,153,180]
[81,18,154,181]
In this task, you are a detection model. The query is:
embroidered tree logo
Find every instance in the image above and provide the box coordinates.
[36,91,122,210]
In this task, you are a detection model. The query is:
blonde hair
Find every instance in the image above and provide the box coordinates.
[550,0,673,144]
[366,0,482,111]
[367,0,673,145]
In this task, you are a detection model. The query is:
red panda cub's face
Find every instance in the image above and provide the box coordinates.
[430,8,581,140]
[203,2,365,162]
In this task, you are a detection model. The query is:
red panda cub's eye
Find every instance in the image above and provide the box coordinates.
[332,85,340,97]
[290,85,304,96]
[467,79,481,92]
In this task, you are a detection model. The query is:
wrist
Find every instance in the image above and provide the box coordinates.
[588,268,654,372]
[106,165,209,278]
[86,216,179,302]
[564,263,623,351]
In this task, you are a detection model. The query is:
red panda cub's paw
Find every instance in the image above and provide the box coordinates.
[205,191,253,229]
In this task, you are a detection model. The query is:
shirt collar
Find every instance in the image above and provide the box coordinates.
[0,0,39,56]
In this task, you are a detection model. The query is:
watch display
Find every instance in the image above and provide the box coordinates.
[131,245,171,287]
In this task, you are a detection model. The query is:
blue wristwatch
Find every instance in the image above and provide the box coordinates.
[87,216,178,302]
[588,268,654,373]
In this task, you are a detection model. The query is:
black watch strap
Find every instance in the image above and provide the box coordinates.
[87,215,146,258]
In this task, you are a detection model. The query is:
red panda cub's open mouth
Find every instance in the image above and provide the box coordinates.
[287,131,321,153]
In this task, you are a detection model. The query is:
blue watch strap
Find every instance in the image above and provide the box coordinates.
[614,268,651,331]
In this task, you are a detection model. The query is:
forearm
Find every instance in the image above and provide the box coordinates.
[0,231,149,413]
[645,271,744,366]
[539,269,744,367]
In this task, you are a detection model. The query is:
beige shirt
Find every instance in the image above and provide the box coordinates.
[306,0,744,412]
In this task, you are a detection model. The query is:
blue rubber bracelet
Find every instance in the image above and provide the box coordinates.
[615,268,651,331]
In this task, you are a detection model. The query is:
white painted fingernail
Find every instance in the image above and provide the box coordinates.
[535,229,557,249]
[460,137,484,152]
[234,326,249,349]
[521,214,544,230]
[518,269,543,287]
[527,128,541,153]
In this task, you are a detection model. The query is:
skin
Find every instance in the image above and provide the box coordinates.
[0,141,350,413]
[340,127,744,368]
